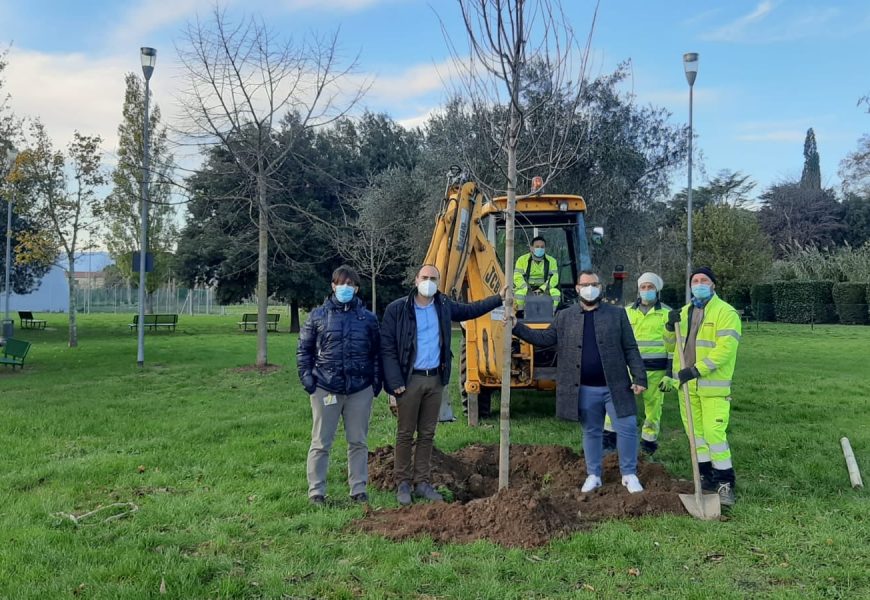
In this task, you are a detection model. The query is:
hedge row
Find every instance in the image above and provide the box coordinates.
[752,281,868,324]
[656,281,869,325]
[772,281,836,324]
[750,284,775,321]
[832,282,869,325]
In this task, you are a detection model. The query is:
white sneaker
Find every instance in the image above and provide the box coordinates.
[621,474,644,494]
[581,474,602,493]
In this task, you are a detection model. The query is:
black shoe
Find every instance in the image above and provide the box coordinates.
[699,463,716,492]
[351,492,368,504]
[396,481,412,506]
[413,482,444,502]
[717,482,736,507]
[309,495,325,506]
[602,430,617,453]
[640,440,658,456]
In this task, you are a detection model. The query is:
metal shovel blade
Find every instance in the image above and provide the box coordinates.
[679,492,721,520]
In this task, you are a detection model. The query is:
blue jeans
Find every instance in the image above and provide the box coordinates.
[578,385,638,477]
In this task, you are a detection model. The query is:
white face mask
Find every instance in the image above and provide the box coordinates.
[578,284,601,302]
[417,279,438,298]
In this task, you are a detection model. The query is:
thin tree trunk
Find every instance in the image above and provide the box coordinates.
[370,246,377,314]
[256,174,269,367]
[290,298,300,333]
[499,86,522,491]
[67,255,78,348]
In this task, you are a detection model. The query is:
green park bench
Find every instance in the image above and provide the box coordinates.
[18,311,47,329]
[128,314,179,332]
[237,313,280,332]
[0,338,32,370]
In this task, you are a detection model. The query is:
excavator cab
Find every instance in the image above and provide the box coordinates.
[422,169,622,425]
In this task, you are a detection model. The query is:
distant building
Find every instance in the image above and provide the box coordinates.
[5,252,114,313]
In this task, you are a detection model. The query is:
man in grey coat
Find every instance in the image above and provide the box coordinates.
[513,270,648,493]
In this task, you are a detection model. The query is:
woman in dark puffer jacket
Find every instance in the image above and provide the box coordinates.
[297,265,381,505]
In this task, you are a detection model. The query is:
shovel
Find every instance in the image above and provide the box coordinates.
[674,325,721,520]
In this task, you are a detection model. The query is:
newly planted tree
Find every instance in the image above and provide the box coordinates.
[446,0,598,488]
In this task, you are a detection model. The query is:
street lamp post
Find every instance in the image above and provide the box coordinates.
[137,47,156,367]
[3,150,18,340]
[683,52,699,304]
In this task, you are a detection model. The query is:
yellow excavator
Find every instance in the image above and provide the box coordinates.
[424,167,626,425]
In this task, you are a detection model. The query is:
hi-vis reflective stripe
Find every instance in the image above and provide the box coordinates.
[717,329,741,340]
[710,442,730,453]
[713,457,733,469]
[703,357,717,371]
[643,352,668,359]
[637,341,662,347]
[697,340,716,348]
[695,436,707,448]
[699,379,731,388]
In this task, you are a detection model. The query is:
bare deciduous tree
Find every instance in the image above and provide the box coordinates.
[333,168,418,313]
[444,0,599,488]
[176,7,367,367]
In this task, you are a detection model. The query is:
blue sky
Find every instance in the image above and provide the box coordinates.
[2,0,869,200]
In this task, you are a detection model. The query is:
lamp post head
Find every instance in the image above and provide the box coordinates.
[683,52,699,87]
[140,47,157,81]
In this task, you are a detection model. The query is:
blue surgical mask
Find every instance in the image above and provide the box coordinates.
[532,247,545,258]
[691,284,712,301]
[640,290,657,303]
[334,284,355,303]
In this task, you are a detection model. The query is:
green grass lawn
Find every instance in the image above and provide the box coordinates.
[1,315,868,599]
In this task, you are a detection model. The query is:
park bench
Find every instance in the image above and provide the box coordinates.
[237,313,280,332]
[128,314,179,332]
[18,311,47,329]
[0,338,31,370]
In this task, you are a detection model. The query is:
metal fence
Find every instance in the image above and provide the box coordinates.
[74,285,290,316]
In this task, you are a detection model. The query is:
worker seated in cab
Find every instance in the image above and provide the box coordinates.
[514,236,560,317]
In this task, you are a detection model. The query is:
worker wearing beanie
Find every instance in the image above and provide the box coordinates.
[603,272,674,456]
[665,266,741,507]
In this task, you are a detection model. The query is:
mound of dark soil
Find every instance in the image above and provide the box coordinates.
[354,444,692,548]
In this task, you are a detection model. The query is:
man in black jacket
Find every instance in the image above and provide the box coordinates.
[297,266,381,505]
[513,270,648,494]
[381,264,502,505]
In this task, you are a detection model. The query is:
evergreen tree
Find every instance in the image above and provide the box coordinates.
[800,127,821,190]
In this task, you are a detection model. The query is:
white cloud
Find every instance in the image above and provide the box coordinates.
[109,0,220,49]
[396,107,438,130]
[700,1,844,44]
[6,49,130,150]
[701,1,775,42]
[364,59,458,105]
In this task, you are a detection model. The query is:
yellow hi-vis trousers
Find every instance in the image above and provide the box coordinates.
[605,369,666,442]
[679,381,732,470]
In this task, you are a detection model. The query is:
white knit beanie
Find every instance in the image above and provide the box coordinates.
[637,272,663,291]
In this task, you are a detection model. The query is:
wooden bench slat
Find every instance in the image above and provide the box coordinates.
[237,313,280,332]
[1,338,31,369]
